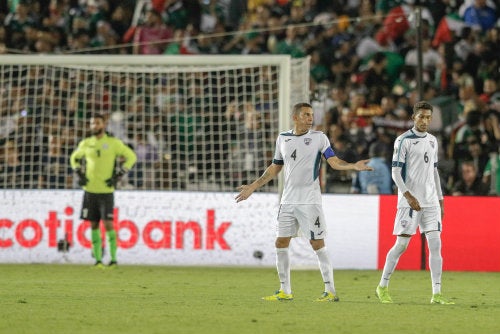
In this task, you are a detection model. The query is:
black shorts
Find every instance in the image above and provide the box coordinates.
[80,192,114,222]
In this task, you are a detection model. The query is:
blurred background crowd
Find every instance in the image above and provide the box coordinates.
[0,0,499,195]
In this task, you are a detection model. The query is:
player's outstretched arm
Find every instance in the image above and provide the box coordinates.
[326,156,374,171]
[235,164,282,203]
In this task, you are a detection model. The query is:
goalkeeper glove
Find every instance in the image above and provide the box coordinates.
[74,168,88,186]
[105,168,128,187]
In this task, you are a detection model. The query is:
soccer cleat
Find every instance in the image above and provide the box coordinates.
[262,290,293,301]
[93,261,106,269]
[431,294,455,305]
[315,291,339,302]
[108,261,118,268]
[376,286,393,303]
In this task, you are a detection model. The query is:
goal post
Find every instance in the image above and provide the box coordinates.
[0,55,309,192]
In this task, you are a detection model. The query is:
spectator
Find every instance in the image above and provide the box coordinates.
[463,135,490,179]
[461,0,497,32]
[133,9,173,54]
[326,134,359,193]
[351,140,392,194]
[90,20,118,51]
[309,47,331,85]
[130,132,159,189]
[482,110,500,153]
[231,105,266,185]
[323,86,350,130]
[110,4,133,39]
[482,148,500,195]
[452,160,489,195]
[404,37,443,71]
[3,0,35,50]
[226,0,247,30]
[363,51,391,104]
[68,29,91,52]
[38,133,72,189]
[240,31,264,54]
[273,25,306,58]
[0,139,32,188]
[164,0,201,31]
[451,110,484,162]
[375,0,403,16]
[454,27,477,62]
[481,79,500,110]
[200,0,225,33]
[455,74,481,122]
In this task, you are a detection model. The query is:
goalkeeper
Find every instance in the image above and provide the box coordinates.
[70,113,137,268]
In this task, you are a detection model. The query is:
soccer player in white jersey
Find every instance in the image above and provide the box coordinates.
[376,101,455,305]
[236,102,373,302]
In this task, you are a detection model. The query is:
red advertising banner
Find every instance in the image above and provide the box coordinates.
[378,195,500,271]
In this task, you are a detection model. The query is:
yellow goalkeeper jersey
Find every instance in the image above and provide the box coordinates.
[70,134,137,194]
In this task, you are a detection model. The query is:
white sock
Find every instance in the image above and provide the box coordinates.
[315,247,335,294]
[276,247,291,294]
[426,231,442,295]
[379,236,410,288]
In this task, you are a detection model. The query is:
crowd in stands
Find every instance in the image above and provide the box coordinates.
[0,0,499,195]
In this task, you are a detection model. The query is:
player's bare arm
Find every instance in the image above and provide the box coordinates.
[326,156,374,171]
[235,164,282,203]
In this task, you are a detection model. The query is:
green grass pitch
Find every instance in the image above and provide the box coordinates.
[1,264,499,334]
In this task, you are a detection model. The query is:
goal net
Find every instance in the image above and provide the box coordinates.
[0,55,309,192]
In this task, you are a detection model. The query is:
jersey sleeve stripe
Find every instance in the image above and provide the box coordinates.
[313,152,321,180]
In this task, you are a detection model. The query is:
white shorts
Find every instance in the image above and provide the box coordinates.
[276,204,327,240]
[393,206,442,236]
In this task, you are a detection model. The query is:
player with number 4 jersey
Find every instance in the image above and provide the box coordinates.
[236,103,373,302]
[275,130,331,205]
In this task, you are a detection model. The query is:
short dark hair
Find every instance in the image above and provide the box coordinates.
[413,101,433,115]
[91,113,106,121]
[292,102,312,116]
[369,141,387,158]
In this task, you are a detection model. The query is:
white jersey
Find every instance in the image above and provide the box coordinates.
[392,128,440,208]
[273,129,333,204]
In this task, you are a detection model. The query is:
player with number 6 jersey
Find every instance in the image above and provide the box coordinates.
[392,127,440,209]
[236,102,373,302]
[376,101,455,305]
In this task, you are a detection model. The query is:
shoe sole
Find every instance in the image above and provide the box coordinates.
[262,297,293,301]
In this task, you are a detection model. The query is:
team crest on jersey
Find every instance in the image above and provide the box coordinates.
[102,144,109,149]
[400,219,408,228]
[304,138,312,145]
